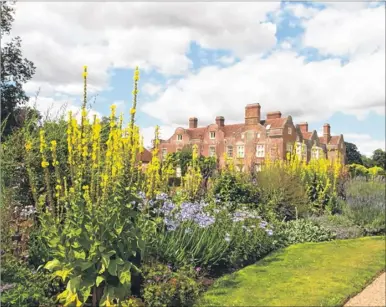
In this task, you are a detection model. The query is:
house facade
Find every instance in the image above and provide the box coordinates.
[159,104,346,172]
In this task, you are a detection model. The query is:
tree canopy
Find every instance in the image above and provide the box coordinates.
[1,1,36,138]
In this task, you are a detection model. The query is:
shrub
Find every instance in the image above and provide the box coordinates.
[307,214,363,240]
[256,166,309,222]
[276,219,335,247]
[28,226,51,268]
[343,178,385,235]
[211,170,258,211]
[0,254,60,307]
[141,262,201,307]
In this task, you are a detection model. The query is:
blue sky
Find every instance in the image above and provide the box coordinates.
[13,1,385,155]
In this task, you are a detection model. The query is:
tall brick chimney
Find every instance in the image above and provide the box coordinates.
[189,117,198,129]
[216,116,225,128]
[245,103,261,126]
[266,111,282,120]
[323,123,331,143]
[298,122,308,133]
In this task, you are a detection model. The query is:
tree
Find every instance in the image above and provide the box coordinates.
[361,155,375,168]
[345,142,363,165]
[372,149,386,170]
[1,1,36,138]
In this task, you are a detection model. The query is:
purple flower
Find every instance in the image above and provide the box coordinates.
[138,191,146,200]
[164,217,179,231]
[266,229,273,236]
[156,193,168,201]
[195,267,201,272]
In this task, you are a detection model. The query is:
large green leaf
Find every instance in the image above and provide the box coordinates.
[67,275,81,293]
[118,263,132,285]
[44,259,61,271]
[74,250,86,260]
[96,276,105,287]
[77,260,94,271]
[107,260,117,276]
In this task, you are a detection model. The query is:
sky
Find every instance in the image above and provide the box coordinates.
[7,1,385,156]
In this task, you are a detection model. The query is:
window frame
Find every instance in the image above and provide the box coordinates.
[236,145,245,158]
[209,131,216,139]
[256,144,265,158]
[177,134,183,141]
[226,145,233,157]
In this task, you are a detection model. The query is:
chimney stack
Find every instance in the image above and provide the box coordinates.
[245,103,261,126]
[323,123,331,143]
[216,116,225,127]
[298,122,308,133]
[189,117,198,129]
[266,111,282,120]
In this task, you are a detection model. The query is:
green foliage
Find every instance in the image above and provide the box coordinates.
[343,178,385,235]
[372,148,386,170]
[256,167,309,221]
[212,171,257,211]
[28,226,51,268]
[307,214,363,240]
[0,254,59,307]
[361,154,375,168]
[39,187,149,306]
[276,219,335,246]
[153,207,275,271]
[344,142,363,165]
[141,263,201,307]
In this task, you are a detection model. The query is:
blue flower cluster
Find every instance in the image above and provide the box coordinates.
[155,197,216,231]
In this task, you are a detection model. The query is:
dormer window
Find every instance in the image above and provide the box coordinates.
[210,131,216,139]
[288,127,292,135]
[177,134,183,141]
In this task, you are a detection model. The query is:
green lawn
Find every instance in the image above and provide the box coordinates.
[198,236,386,306]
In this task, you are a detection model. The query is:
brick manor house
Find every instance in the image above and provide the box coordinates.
[158,103,346,172]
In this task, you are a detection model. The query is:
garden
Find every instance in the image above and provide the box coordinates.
[1,67,385,307]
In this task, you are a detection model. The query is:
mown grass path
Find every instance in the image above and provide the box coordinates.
[198,236,385,306]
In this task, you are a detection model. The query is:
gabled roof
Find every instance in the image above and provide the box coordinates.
[319,135,340,145]
[302,132,313,140]
[264,117,287,129]
[186,127,206,139]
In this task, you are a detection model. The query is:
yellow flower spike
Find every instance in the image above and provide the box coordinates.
[41,161,50,168]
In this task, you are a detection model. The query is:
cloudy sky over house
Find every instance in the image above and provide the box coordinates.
[9,1,385,156]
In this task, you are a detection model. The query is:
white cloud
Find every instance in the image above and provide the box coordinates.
[217,56,236,65]
[27,96,101,123]
[280,41,292,50]
[140,124,182,149]
[344,133,385,157]
[11,2,280,95]
[285,3,320,19]
[142,83,163,97]
[141,48,384,126]
[302,5,385,58]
